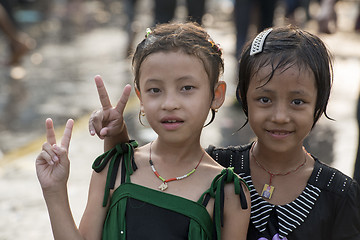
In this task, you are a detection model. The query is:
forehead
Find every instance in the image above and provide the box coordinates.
[139,50,208,84]
[251,63,316,89]
[141,50,201,65]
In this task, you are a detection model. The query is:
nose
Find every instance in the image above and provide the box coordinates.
[271,103,290,123]
[161,93,180,111]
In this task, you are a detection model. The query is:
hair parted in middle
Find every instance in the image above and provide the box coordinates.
[132,22,224,95]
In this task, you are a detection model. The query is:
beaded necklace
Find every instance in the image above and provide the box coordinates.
[149,142,205,191]
[250,142,307,200]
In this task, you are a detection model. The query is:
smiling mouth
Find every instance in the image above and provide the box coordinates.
[266,129,294,139]
[268,130,291,135]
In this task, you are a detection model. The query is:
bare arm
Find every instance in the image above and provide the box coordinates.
[222,182,251,239]
[42,187,84,239]
[36,119,84,239]
[78,169,110,239]
[89,75,131,151]
[36,119,108,240]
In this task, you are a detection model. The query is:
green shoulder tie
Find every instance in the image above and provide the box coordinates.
[199,167,250,239]
[92,140,138,207]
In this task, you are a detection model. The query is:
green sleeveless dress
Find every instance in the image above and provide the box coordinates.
[92,141,249,240]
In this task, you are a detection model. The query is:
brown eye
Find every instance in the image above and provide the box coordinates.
[292,99,304,105]
[149,88,161,93]
[182,86,194,91]
[259,97,271,104]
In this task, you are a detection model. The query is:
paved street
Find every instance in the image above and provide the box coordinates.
[0,0,360,239]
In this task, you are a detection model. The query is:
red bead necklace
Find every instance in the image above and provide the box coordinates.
[149,142,205,191]
[250,142,308,200]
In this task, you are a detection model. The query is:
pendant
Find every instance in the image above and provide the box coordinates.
[261,184,275,200]
[159,182,168,191]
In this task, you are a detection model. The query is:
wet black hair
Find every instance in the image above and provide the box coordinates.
[236,25,333,128]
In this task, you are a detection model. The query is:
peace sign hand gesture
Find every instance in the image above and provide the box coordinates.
[36,118,74,191]
[88,75,131,149]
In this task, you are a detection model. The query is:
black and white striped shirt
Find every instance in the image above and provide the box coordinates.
[207,142,360,240]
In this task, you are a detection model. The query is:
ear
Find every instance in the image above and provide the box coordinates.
[135,87,145,112]
[135,87,141,99]
[211,81,226,110]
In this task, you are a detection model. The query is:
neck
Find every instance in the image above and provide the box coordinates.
[251,141,307,173]
[150,138,204,164]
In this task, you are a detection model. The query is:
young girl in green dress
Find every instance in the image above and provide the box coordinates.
[36,22,251,239]
[89,25,360,239]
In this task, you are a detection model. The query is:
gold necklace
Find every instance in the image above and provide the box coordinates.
[149,142,205,191]
[250,143,307,200]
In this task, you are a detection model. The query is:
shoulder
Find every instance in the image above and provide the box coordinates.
[310,160,360,237]
[209,168,251,238]
[206,142,252,156]
[206,143,253,175]
[213,168,250,209]
[206,143,253,168]
[310,158,360,197]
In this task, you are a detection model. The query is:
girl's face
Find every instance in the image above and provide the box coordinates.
[246,64,317,153]
[136,50,224,144]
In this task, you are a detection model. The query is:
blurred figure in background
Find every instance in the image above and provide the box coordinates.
[124,0,139,57]
[0,0,32,66]
[233,0,277,60]
[154,0,206,25]
[355,3,360,32]
[355,94,360,183]
[347,2,360,184]
[317,0,337,34]
[124,0,207,58]
[284,0,311,26]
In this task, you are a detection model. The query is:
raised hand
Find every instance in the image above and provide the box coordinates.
[88,75,131,140]
[36,118,74,191]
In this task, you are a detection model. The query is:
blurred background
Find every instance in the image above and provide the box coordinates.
[0,0,359,239]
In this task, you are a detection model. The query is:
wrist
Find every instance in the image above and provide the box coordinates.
[42,183,68,198]
[104,125,130,151]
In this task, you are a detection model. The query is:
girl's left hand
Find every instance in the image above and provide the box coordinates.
[88,75,131,140]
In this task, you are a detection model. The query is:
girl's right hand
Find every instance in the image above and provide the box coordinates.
[88,75,131,140]
[36,118,73,191]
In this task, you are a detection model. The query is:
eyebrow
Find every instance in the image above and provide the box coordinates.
[177,75,196,81]
[255,88,312,96]
[144,75,196,83]
[144,78,161,83]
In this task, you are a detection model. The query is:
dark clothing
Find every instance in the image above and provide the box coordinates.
[0,0,15,24]
[207,142,360,240]
[154,0,205,25]
[125,197,190,239]
[92,141,249,239]
[234,0,277,59]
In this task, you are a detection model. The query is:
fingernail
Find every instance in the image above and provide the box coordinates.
[53,155,59,162]
[90,130,95,135]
